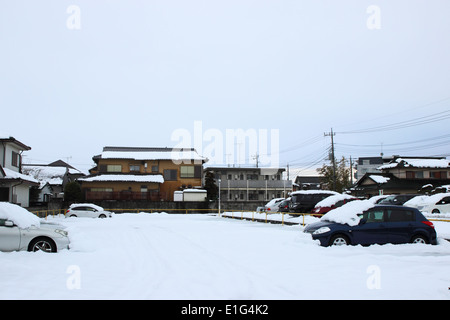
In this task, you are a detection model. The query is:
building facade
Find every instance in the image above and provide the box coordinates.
[80,147,207,201]
[204,166,292,201]
[0,136,38,207]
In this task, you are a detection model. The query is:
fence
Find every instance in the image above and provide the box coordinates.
[30,208,450,226]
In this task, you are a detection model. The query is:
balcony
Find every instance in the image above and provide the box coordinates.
[85,190,163,201]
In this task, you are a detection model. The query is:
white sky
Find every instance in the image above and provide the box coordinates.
[1,0,449,174]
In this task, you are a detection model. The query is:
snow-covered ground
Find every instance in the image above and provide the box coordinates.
[1,213,450,300]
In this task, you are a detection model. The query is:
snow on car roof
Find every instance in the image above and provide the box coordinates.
[314,193,356,208]
[0,202,40,228]
[320,200,375,226]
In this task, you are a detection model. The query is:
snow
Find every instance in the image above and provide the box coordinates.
[101,150,205,162]
[378,158,450,170]
[369,175,390,184]
[321,200,375,226]
[0,202,40,228]
[314,193,356,208]
[79,174,164,183]
[1,167,38,184]
[1,212,449,300]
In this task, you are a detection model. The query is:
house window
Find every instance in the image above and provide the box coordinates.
[180,166,202,178]
[431,171,447,179]
[164,169,178,181]
[180,166,195,178]
[130,165,140,172]
[107,165,122,172]
[11,151,20,167]
[151,165,159,173]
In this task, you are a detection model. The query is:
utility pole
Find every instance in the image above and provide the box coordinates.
[324,128,336,191]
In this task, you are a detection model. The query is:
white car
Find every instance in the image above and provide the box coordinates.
[0,202,70,253]
[264,198,285,213]
[407,193,450,214]
[66,203,112,218]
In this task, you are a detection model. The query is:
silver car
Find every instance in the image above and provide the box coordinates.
[0,218,70,253]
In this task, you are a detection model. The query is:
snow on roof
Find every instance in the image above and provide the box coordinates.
[1,167,39,184]
[404,192,450,207]
[321,200,375,226]
[100,147,206,162]
[79,174,164,183]
[0,202,40,228]
[368,175,390,184]
[23,165,82,186]
[378,158,450,170]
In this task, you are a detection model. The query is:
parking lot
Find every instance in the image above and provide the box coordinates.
[1,212,450,300]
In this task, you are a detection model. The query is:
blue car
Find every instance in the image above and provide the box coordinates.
[304,205,437,246]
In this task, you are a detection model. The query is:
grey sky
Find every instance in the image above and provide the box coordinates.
[1,1,449,174]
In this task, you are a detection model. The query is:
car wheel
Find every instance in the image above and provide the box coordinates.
[411,235,428,244]
[70,214,77,217]
[431,209,440,214]
[28,237,57,253]
[99,214,106,218]
[329,234,350,246]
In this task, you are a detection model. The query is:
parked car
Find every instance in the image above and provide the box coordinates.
[289,190,339,214]
[405,192,450,214]
[278,198,291,213]
[304,204,437,247]
[311,194,358,217]
[66,203,112,218]
[377,194,417,206]
[264,198,285,213]
[0,203,70,253]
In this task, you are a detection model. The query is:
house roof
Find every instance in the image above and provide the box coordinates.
[0,166,39,185]
[378,157,450,170]
[0,136,31,151]
[94,146,207,163]
[79,174,164,183]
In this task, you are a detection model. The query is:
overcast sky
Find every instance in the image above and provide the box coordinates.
[1,0,449,174]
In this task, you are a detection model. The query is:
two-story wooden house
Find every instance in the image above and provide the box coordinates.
[0,135,39,207]
[79,146,207,201]
[351,156,450,197]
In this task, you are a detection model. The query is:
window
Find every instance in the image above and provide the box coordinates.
[406,171,423,179]
[151,165,159,173]
[11,151,20,167]
[387,209,414,222]
[164,169,177,181]
[359,209,384,223]
[107,165,122,173]
[181,166,195,178]
[129,165,140,172]
[431,171,447,179]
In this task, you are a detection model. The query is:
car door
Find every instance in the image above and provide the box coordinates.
[0,219,21,252]
[352,208,389,245]
[385,208,415,244]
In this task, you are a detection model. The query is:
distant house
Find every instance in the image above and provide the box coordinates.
[80,146,207,201]
[0,135,39,207]
[351,156,450,197]
[204,166,292,201]
[23,160,85,203]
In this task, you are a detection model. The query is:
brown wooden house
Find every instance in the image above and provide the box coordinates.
[80,147,207,201]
